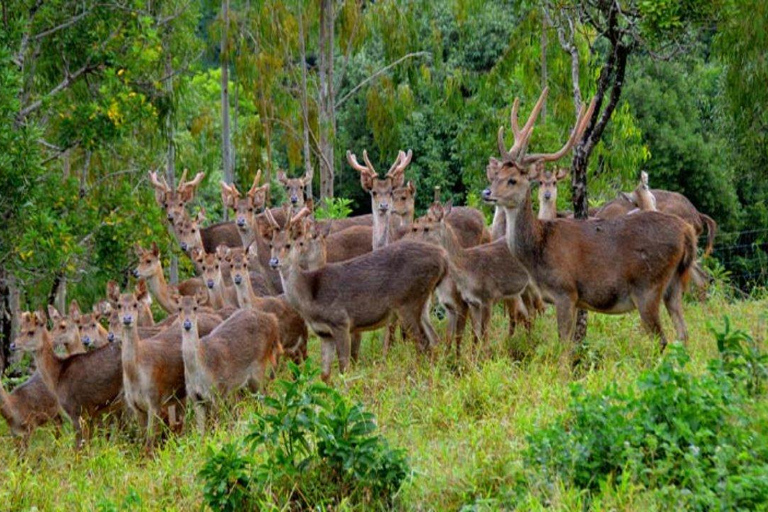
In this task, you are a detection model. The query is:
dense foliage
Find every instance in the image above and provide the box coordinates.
[200,361,410,510]
[524,320,768,510]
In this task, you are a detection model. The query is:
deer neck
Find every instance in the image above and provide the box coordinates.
[538,199,558,221]
[234,274,255,308]
[120,322,141,372]
[145,271,176,313]
[278,260,310,311]
[180,319,204,377]
[33,331,63,395]
[636,187,657,211]
[440,224,467,267]
[505,192,540,270]
[372,211,395,249]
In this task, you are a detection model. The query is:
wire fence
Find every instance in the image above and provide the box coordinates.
[708,228,768,290]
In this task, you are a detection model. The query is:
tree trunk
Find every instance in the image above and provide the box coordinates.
[297,7,314,198]
[318,0,335,199]
[220,0,233,218]
[164,48,179,284]
[0,270,12,374]
[541,15,547,121]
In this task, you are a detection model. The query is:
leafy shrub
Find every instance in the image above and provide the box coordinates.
[524,321,768,510]
[200,361,410,511]
[315,197,353,220]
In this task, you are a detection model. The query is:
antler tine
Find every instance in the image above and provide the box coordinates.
[385,151,403,176]
[640,170,649,189]
[522,96,595,165]
[346,150,373,175]
[497,126,513,161]
[510,97,522,141]
[289,206,313,228]
[177,168,189,192]
[512,88,549,160]
[264,208,281,230]
[390,149,413,177]
[248,169,263,196]
[187,172,205,188]
[148,170,170,192]
[361,150,379,176]
[433,185,441,203]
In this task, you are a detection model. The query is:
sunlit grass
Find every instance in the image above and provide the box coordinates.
[1,296,765,510]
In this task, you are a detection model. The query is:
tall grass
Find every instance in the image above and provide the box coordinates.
[1,296,766,511]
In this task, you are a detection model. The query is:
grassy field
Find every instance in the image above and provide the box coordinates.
[1,292,766,511]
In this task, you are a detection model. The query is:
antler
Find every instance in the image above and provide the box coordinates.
[178,169,205,195]
[264,208,281,230]
[346,150,377,178]
[433,185,441,203]
[521,97,596,165]
[386,149,413,179]
[498,88,549,162]
[640,171,649,189]
[247,170,263,197]
[148,171,170,192]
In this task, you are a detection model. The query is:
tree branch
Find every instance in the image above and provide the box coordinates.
[31,8,90,41]
[335,51,430,109]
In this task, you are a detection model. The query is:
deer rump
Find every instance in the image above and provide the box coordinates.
[530,212,695,314]
[292,241,447,332]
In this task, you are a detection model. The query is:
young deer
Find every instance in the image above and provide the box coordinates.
[536,165,569,221]
[266,208,448,382]
[11,311,123,448]
[133,243,206,313]
[106,280,155,326]
[116,285,222,450]
[407,201,531,347]
[392,181,416,229]
[175,294,281,432]
[484,88,696,354]
[173,209,243,257]
[277,169,312,212]
[48,301,88,355]
[191,247,239,309]
[224,247,309,362]
[425,197,491,248]
[76,309,111,349]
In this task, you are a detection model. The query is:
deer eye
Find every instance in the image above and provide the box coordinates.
[372,191,378,196]
[248,208,253,212]
[191,229,196,233]
[193,307,198,312]
[508,178,517,185]
[215,264,219,270]
[286,244,291,250]
[133,302,138,308]
[268,243,273,249]
[178,307,182,313]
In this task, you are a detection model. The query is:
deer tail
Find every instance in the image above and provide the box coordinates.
[700,213,717,257]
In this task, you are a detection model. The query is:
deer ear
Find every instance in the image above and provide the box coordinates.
[621,192,637,205]
[555,167,569,181]
[69,299,81,318]
[135,279,149,302]
[36,309,47,327]
[196,209,206,223]
[47,305,61,322]
[443,199,453,218]
[304,198,314,213]
[151,241,159,257]
[106,281,120,304]
[134,244,144,258]
[277,171,287,184]
[527,161,544,182]
[486,158,501,182]
[407,181,415,194]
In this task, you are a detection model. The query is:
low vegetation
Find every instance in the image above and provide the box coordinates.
[1,296,766,511]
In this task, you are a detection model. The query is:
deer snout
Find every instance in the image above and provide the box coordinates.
[378,202,390,213]
[183,319,192,331]
[122,315,134,326]
[82,335,92,347]
[206,279,215,289]
[132,268,140,278]
[269,257,280,269]
[544,191,552,201]
[482,188,493,202]
[108,332,115,343]
[236,217,246,227]
[9,342,16,351]
[167,213,174,221]
[180,242,188,251]
[290,195,299,204]
[233,274,243,285]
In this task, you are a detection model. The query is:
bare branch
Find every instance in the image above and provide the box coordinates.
[335,51,430,109]
[31,8,91,41]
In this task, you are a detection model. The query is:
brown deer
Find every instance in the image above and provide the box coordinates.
[392,181,417,229]
[190,247,240,309]
[407,201,531,348]
[76,309,111,349]
[222,246,309,362]
[536,165,569,221]
[623,171,657,213]
[265,208,449,382]
[48,301,87,355]
[277,169,312,213]
[149,168,205,224]
[173,209,243,256]
[133,243,207,313]
[116,285,222,450]
[483,88,696,355]
[175,293,281,432]
[220,171,270,246]
[11,311,123,448]
[106,280,154,326]
[426,192,491,248]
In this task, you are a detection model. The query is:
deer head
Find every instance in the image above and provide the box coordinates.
[116,283,150,329]
[148,169,205,223]
[277,169,312,211]
[133,242,162,280]
[264,206,312,270]
[11,311,49,353]
[174,209,205,254]
[346,149,413,217]
[76,309,107,348]
[483,88,595,209]
[221,171,269,232]
[392,181,416,223]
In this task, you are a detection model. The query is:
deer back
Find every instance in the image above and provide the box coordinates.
[0,372,59,435]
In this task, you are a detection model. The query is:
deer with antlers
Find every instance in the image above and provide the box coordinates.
[483,88,696,356]
[148,168,205,225]
[264,207,449,382]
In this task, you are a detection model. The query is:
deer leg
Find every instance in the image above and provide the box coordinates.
[420,301,440,352]
[194,400,206,435]
[320,335,336,383]
[145,408,158,453]
[634,290,667,351]
[449,300,468,357]
[350,332,362,363]
[333,328,352,376]
[664,277,689,345]
[481,302,492,346]
[468,303,484,344]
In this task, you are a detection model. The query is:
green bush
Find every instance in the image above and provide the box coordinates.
[199,361,410,511]
[524,320,768,510]
[314,197,354,220]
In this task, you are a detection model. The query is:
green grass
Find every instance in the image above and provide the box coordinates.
[1,295,767,511]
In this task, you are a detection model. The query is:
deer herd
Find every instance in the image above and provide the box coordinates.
[3,88,717,452]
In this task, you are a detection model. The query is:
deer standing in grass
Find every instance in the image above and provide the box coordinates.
[11,311,123,448]
[116,284,223,450]
[483,88,696,357]
[266,208,448,382]
[175,293,281,432]
[407,201,531,349]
